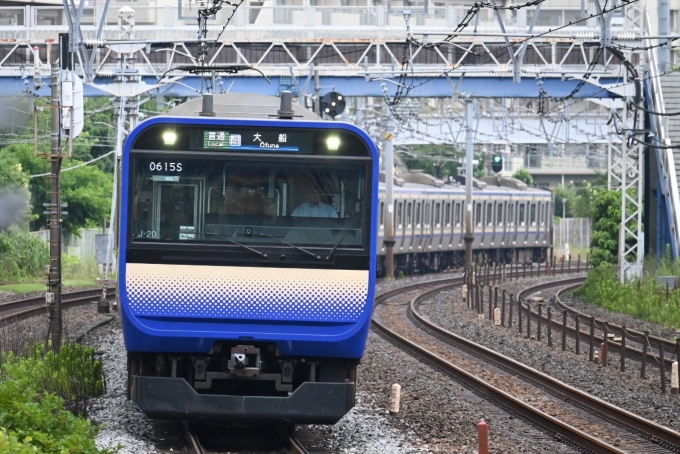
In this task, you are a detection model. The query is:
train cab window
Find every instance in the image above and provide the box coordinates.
[379,202,384,227]
[486,203,493,227]
[130,159,370,250]
[406,202,412,227]
[455,202,461,226]
[435,203,441,227]
[497,203,503,226]
[519,203,526,226]
[530,203,536,226]
[475,203,481,226]
[445,203,451,227]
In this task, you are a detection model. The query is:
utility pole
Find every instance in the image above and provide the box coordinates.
[464,99,475,269]
[384,132,396,279]
[46,59,63,352]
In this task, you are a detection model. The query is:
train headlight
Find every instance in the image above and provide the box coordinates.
[163,131,177,146]
[327,136,340,151]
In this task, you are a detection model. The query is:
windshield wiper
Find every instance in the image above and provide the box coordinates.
[327,214,361,260]
[199,232,267,258]
[258,233,321,260]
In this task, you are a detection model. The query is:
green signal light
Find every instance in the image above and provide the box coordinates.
[493,155,502,162]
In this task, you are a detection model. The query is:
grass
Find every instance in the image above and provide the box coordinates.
[575,260,680,331]
[0,279,99,294]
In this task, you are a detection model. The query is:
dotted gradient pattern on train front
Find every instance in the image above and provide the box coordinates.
[125,263,369,322]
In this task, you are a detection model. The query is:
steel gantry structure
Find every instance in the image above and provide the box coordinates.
[1,0,674,280]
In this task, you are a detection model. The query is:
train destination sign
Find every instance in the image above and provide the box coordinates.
[192,129,313,153]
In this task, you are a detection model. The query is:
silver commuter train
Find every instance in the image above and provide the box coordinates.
[376,173,554,275]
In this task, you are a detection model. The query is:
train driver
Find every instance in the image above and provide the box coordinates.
[292,182,339,218]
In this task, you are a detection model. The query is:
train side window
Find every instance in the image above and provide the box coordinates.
[435,203,441,226]
[497,203,503,226]
[486,202,492,227]
[445,203,451,227]
[416,203,421,226]
[507,202,513,226]
[530,203,536,226]
[424,202,430,226]
[406,202,412,226]
[540,202,545,226]
[379,202,384,227]
[519,203,525,226]
[396,202,403,227]
[455,202,461,226]
[475,203,481,226]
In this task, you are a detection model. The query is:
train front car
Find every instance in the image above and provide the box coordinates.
[119,117,378,424]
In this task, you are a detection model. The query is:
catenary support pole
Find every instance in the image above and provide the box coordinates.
[384,133,395,279]
[464,99,474,268]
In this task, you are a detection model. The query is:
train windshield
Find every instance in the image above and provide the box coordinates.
[130,158,369,250]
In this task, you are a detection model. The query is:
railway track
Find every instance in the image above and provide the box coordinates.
[518,279,679,371]
[372,275,680,453]
[0,288,116,324]
[178,420,327,454]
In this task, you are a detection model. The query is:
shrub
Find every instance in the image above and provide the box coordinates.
[0,378,116,454]
[1,343,105,417]
[0,228,48,280]
[0,429,38,453]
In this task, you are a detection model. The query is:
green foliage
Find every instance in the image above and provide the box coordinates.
[0,429,39,453]
[2,143,113,234]
[398,144,489,179]
[0,378,116,454]
[0,151,31,230]
[399,144,462,179]
[512,168,533,186]
[0,228,48,281]
[589,189,623,267]
[59,163,113,235]
[575,263,680,330]
[62,254,100,279]
[1,343,105,418]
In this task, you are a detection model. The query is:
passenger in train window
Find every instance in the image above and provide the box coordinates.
[292,183,338,218]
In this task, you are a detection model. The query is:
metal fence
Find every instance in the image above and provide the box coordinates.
[554,217,592,250]
[31,228,114,265]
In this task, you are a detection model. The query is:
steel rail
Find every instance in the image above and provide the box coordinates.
[408,279,680,452]
[0,288,116,324]
[372,282,625,453]
[178,421,205,454]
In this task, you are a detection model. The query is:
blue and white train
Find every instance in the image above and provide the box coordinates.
[118,95,379,424]
[377,175,553,275]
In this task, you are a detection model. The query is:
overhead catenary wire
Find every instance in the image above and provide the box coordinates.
[29,149,116,178]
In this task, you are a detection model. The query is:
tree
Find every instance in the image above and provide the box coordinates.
[589,189,622,266]
[0,152,31,230]
[59,163,113,234]
[512,168,533,186]
[2,143,113,234]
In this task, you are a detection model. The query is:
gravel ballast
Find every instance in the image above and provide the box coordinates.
[418,274,680,433]
[70,273,679,453]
